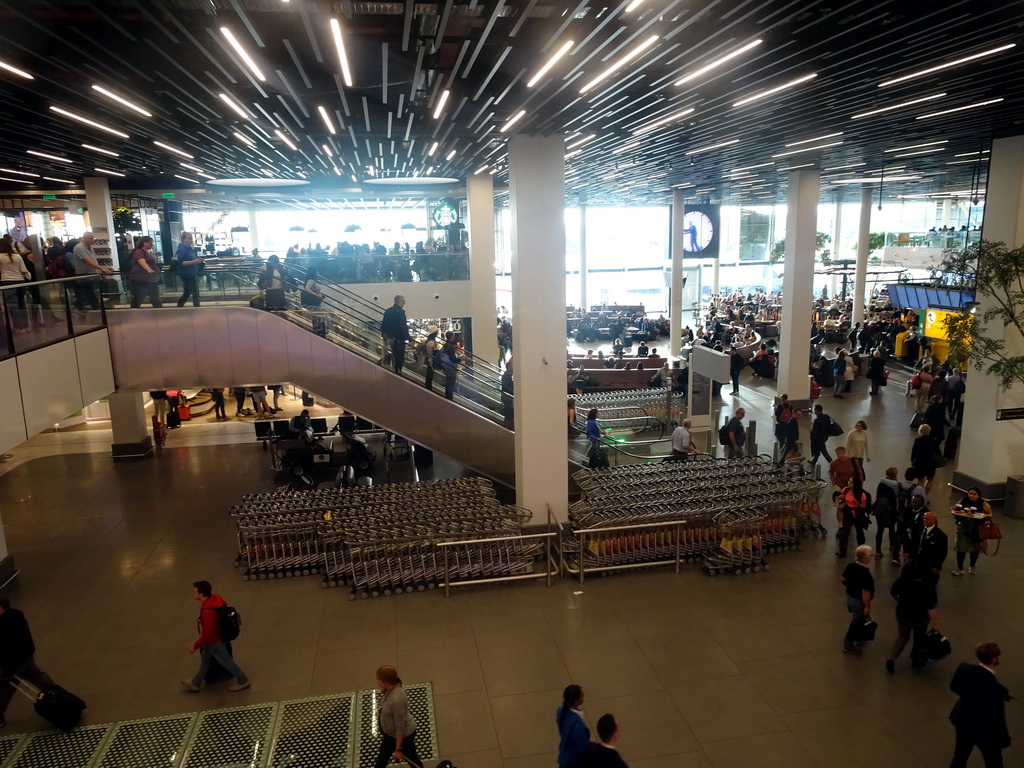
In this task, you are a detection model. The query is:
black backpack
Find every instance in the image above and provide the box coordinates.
[719,423,731,446]
[217,604,242,642]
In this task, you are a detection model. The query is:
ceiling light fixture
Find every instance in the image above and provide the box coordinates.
[851,92,946,119]
[499,109,526,133]
[785,132,843,147]
[878,43,1016,88]
[174,174,200,183]
[220,27,267,82]
[624,0,645,10]
[772,140,843,157]
[915,98,1004,119]
[831,175,920,184]
[954,150,989,157]
[823,162,865,171]
[527,39,575,88]
[433,89,450,119]
[579,35,659,94]
[0,60,33,79]
[81,143,119,157]
[733,73,817,107]
[427,141,438,156]
[317,105,336,134]
[731,162,774,173]
[49,106,129,138]
[566,134,595,150]
[893,148,946,158]
[778,163,814,171]
[91,85,152,117]
[632,107,695,135]
[27,150,72,163]
[153,140,194,159]
[43,177,74,184]
[0,177,32,184]
[883,140,947,152]
[329,18,353,87]
[946,159,985,165]
[322,144,333,157]
[0,168,39,177]
[233,131,255,146]
[218,93,250,119]
[274,130,298,150]
[445,149,456,161]
[474,164,489,174]
[612,140,642,155]
[684,138,740,155]
[93,167,125,176]
[675,39,762,86]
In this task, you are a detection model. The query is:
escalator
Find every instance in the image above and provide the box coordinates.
[106,284,516,486]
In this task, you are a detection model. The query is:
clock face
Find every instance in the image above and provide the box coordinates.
[682,211,714,252]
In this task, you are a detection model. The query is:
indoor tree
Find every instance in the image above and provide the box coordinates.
[940,239,1024,391]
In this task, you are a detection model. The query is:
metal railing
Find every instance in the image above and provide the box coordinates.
[0,275,109,359]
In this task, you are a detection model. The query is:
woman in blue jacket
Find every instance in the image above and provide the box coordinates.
[832,350,848,399]
[556,684,590,768]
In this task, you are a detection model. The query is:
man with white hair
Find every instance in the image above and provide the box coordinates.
[841,545,875,655]
[670,419,699,459]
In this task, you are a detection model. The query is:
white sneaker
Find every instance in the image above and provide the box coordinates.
[968,567,976,575]
[951,569,963,576]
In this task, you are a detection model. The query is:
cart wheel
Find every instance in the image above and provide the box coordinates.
[744,566,752,574]
[241,573,250,582]
[320,579,329,589]
[706,568,716,576]
[734,568,743,576]
[348,590,356,601]
[370,589,380,598]
[233,557,242,567]
[383,587,393,596]
[405,585,415,594]
[753,564,762,573]
[359,590,369,600]
[427,582,436,590]
[763,563,772,571]
[416,583,425,592]
[257,572,267,580]
[796,542,803,550]
[302,568,310,576]
[310,567,319,575]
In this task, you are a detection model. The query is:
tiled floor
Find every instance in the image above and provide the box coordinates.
[0,361,1021,768]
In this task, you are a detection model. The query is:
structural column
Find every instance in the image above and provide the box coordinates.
[83,177,117,271]
[508,134,568,522]
[777,169,820,407]
[578,202,588,310]
[669,190,685,358]
[109,391,154,460]
[953,135,1024,498]
[852,185,871,325]
[248,209,261,253]
[466,173,499,363]
[831,197,842,301]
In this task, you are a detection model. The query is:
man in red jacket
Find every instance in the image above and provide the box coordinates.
[181,581,250,692]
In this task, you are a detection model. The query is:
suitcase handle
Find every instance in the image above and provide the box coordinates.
[9,675,43,701]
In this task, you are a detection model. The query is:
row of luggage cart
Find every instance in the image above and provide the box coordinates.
[564,457,826,579]
[572,389,685,437]
[230,478,552,597]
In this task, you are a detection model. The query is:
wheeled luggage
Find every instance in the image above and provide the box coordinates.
[12,677,86,733]
[943,427,960,460]
[167,407,181,429]
[909,411,924,430]
[177,404,192,421]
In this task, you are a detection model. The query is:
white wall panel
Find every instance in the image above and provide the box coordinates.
[18,340,84,436]
[75,329,115,405]
[0,359,27,455]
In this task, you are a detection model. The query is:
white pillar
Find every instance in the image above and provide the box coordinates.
[467,173,499,363]
[711,257,720,301]
[508,134,568,522]
[941,199,953,228]
[109,391,154,459]
[669,190,685,357]
[953,136,1024,496]
[777,169,819,407]
[83,177,117,271]
[579,203,588,310]
[853,185,871,325]
[248,209,260,252]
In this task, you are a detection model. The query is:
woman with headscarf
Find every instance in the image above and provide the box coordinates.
[951,487,993,576]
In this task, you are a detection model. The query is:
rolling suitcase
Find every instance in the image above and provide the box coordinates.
[943,427,961,460]
[12,676,86,733]
[166,407,181,429]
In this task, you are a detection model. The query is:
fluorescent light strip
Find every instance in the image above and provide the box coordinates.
[612,141,642,155]
[675,39,762,86]
[445,149,456,161]
[893,148,946,158]
[499,109,526,133]
[433,89,450,119]
[731,162,774,173]
[565,149,582,159]
[823,162,865,171]
[27,150,72,163]
[91,85,152,117]
[772,141,843,157]
[218,93,250,120]
[851,92,946,119]
[233,131,255,146]
[93,167,124,176]
[427,141,438,156]
[733,73,816,107]
[329,19,353,87]
[954,150,989,157]
[879,43,1016,88]
[174,174,199,183]
[322,144,333,157]
[632,107,695,135]
[580,35,659,94]
[49,106,129,138]
[153,140,194,159]
[220,27,266,82]
[43,177,74,184]
[778,163,814,171]
[785,132,842,147]
[0,60,33,79]
[685,139,740,155]
[0,168,39,177]
[624,0,645,10]
[566,134,595,150]
[946,159,985,165]
[527,39,574,88]
[274,130,298,150]
[81,143,119,157]
[916,98,1004,120]
[831,175,920,184]
[317,105,336,134]
[0,177,32,184]
[180,163,214,179]
[883,140,947,152]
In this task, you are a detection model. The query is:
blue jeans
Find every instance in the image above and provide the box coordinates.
[844,596,866,648]
[192,642,248,687]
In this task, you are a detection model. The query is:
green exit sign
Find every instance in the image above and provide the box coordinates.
[162,192,175,198]
[43,194,56,200]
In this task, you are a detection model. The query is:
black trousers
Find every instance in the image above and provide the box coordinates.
[836,507,867,556]
[950,729,1003,768]
[234,391,247,414]
[212,391,226,418]
[177,274,201,307]
[389,338,406,374]
[810,437,832,464]
[730,371,740,393]
[374,730,422,768]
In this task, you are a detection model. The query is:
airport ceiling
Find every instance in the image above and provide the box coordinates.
[0,0,1021,210]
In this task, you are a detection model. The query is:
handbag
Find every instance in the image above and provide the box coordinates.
[933,455,948,468]
[911,629,951,667]
[828,418,844,437]
[851,618,878,642]
[978,520,1002,539]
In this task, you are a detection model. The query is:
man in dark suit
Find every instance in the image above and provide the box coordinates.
[380,294,410,375]
[909,511,948,580]
[581,713,628,768]
[949,641,1012,767]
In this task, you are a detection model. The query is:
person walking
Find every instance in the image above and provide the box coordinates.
[841,546,874,655]
[373,665,423,768]
[835,475,870,558]
[948,369,966,420]
[726,408,746,459]
[556,684,590,768]
[832,350,848,399]
[845,420,870,478]
[809,404,834,466]
[915,365,934,414]
[501,360,514,429]
[174,232,204,307]
[181,580,249,693]
[128,236,163,308]
[948,642,1013,768]
[908,511,949,582]
[885,560,939,673]
[248,386,273,418]
[671,418,699,459]
[381,294,410,375]
[71,232,113,311]
[951,487,993,576]
[910,424,938,492]
[232,387,247,417]
[924,395,951,454]
[866,349,886,395]
[874,467,902,561]
[729,346,743,395]
[0,598,61,727]
[440,330,461,401]
[581,714,629,768]
[210,388,227,419]
[778,408,802,466]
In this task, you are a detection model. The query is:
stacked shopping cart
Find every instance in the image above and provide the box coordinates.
[572,389,685,438]
[564,457,825,579]
[230,478,549,598]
